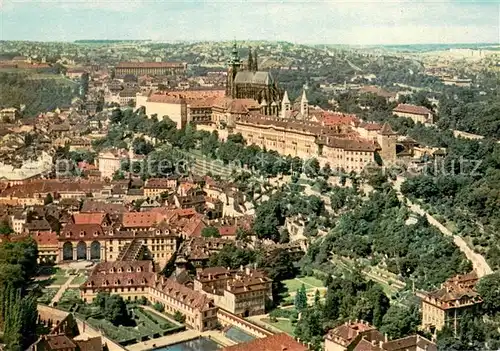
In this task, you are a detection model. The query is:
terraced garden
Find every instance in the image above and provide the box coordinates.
[86,307,183,346]
[37,288,59,305]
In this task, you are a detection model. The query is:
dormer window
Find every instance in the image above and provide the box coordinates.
[108,231,114,236]
[103,280,108,286]
[79,231,85,237]
[156,229,160,235]
[118,268,123,273]
[65,232,70,238]
[93,231,98,237]
[115,279,120,285]
[127,267,132,273]
[127,279,133,285]
[136,267,143,272]
[109,268,115,273]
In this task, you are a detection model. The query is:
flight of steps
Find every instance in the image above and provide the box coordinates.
[116,239,145,261]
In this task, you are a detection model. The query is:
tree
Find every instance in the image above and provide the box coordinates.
[477,272,500,315]
[201,226,221,238]
[314,289,321,306]
[380,303,421,340]
[94,292,131,326]
[294,284,308,311]
[209,244,256,269]
[110,108,123,124]
[173,311,186,323]
[304,158,320,178]
[44,193,53,205]
[0,221,13,236]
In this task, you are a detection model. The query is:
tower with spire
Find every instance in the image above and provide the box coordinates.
[281,91,291,119]
[226,41,242,98]
[300,89,309,119]
[252,47,258,71]
[247,47,254,71]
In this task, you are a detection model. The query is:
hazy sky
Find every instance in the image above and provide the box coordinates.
[1,0,499,45]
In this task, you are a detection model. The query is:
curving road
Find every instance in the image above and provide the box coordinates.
[392,177,492,278]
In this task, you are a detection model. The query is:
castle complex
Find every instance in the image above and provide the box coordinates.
[135,44,398,170]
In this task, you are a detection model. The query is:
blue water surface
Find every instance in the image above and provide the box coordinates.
[154,337,220,351]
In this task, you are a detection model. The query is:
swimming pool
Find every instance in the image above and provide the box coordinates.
[154,337,220,351]
[224,326,255,344]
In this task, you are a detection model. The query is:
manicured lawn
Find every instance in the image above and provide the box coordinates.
[52,275,70,286]
[71,274,88,285]
[261,318,295,335]
[297,276,324,288]
[37,288,59,305]
[282,276,325,292]
[58,288,81,310]
[282,279,304,292]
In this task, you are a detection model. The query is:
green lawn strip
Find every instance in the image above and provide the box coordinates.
[296,276,324,288]
[38,288,59,305]
[282,279,303,292]
[261,318,295,336]
[51,275,70,285]
[71,275,88,285]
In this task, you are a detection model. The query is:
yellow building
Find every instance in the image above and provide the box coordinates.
[234,115,381,172]
[418,272,482,333]
[193,267,272,317]
[80,260,219,331]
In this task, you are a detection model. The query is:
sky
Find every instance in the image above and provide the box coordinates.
[0,0,499,45]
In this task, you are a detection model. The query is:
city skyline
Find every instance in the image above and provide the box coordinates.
[1,0,499,45]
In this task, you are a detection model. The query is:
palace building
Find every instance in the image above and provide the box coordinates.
[80,261,273,332]
[417,272,483,333]
[193,266,273,317]
[114,62,187,77]
[80,261,218,331]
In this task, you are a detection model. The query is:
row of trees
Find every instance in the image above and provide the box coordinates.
[0,238,39,350]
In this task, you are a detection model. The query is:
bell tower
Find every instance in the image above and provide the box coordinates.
[226,41,242,98]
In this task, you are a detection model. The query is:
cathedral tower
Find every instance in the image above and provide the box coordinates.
[226,42,242,98]
[252,48,259,71]
[247,47,254,71]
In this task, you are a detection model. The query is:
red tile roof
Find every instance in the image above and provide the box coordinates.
[60,223,105,241]
[73,213,106,225]
[33,231,58,246]
[393,104,432,116]
[222,333,307,351]
[122,212,159,228]
[321,112,359,126]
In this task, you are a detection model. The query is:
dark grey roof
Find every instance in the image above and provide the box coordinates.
[234,71,274,85]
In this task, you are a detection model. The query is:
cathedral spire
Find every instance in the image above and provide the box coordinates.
[252,48,258,71]
[247,46,254,71]
[228,41,242,67]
